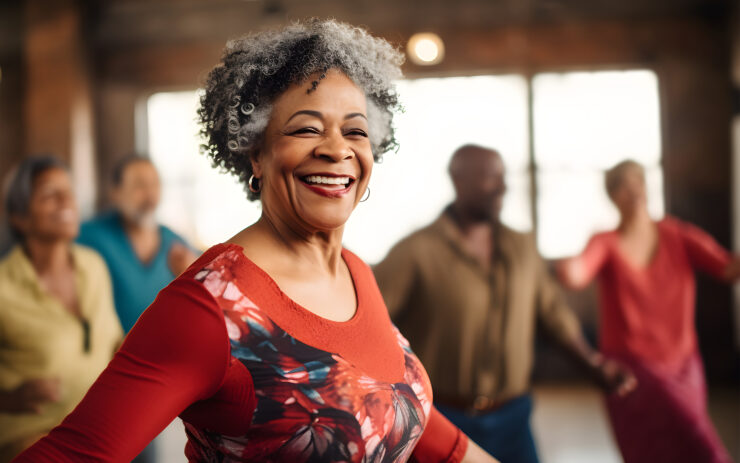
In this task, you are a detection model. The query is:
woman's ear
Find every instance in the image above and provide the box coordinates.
[250,150,263,179]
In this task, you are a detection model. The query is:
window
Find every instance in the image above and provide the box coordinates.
[532,70,664,258]
[146,69,663,261]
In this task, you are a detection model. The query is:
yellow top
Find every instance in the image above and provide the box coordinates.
[0,244,123,450]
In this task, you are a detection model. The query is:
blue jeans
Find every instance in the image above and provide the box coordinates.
[436,395,540,463]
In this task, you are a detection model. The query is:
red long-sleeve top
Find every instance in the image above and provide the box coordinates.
[15,244,467,462]
[571,217,731,370]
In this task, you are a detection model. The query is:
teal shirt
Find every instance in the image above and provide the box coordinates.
[77,211,188,332]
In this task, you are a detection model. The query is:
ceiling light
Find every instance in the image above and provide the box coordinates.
[407,33,445,66]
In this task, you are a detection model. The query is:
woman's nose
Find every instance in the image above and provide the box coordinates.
[314,132,354,162]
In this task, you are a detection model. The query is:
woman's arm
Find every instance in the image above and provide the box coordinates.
[722,256,740,282]
[13,278,233,462]
[677,219,738,282]
[556,234,609,290]
[461,440,500,463]
[536,239,636,397]
[411,406,498,463]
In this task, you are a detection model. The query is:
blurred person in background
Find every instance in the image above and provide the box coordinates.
[77,154,197,334]
[374,144,636,463]
[558,159,737,463]
[77,155,197,463]
[0,156,122,462]
[15,20,498,463]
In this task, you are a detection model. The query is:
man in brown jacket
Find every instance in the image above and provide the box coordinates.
[374,144,634,463]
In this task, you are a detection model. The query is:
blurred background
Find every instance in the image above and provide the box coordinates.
[0,0,739,461]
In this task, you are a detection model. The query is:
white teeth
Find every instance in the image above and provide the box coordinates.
[304,175,351,185]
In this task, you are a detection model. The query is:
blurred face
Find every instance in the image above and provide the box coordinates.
[610,166,647,218]
[452,151,507,222]
[113,160,161,227]
[253,70,373,232]
[12,168,79,242]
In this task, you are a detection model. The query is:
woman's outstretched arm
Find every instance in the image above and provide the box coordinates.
[557,234,610,290]
[13,278,233,462]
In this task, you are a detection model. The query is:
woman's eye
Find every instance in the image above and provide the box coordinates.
[345,129,368,138]
[290,127,321,135]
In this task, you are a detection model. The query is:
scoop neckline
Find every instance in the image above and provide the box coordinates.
[612,220,664,273]
[219,242,363,328]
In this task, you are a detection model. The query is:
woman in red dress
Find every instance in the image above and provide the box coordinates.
[14,20,497,463]
[558,160,737,463]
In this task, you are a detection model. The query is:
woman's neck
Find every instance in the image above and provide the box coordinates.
[120,214,158,238]
[618,207,653,234]
[236,213,346,277]
[23,238,73,277]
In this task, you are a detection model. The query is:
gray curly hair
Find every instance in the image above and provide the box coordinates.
[198,19,405,200]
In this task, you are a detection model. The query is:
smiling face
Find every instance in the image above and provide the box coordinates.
[11,167,79,243]
[252,70,373,233]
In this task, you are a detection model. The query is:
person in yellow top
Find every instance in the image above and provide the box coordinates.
[0,155,122,462]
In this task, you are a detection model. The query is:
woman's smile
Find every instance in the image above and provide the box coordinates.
[298,172,357,198]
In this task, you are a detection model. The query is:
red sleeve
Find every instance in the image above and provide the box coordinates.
[559,233,611,289]
[677,220,732,278]
[13,277,232,462]
[411,406,469,463]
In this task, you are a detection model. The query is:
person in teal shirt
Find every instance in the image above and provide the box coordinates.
[77,155,197,463]
[78,155,197,333]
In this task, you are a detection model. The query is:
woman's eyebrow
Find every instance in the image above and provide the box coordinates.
[285,110,323,123]
[285,110,367,124]
[344,112,367,121]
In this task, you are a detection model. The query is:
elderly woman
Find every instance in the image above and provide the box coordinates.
[16,21,497,463]
[557,160,737,463]
[0,156,122,462]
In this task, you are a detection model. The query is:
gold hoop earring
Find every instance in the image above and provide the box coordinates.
[248,175,261,193]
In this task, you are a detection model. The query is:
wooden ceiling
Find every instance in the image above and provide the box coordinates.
[89,0,732,48]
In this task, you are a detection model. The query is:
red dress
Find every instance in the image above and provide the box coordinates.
[14,244,467,463]
[574,217,733,463]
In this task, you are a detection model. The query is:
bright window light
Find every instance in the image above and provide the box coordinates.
[532,70,664,258]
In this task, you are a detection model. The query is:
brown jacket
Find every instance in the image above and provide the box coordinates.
[374,213,582,407]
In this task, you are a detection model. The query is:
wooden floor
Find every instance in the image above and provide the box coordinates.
[531,384,739,463]
[154,384,739,462]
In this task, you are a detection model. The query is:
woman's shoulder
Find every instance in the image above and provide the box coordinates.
[657,214,689,233]
[341,247,375,280]
[181,243,244,277]
[72,245,118,299]
[171,243,254,305]
[0,245,20,275]
[584,229,618,248]
[340,247,366,267]
[72,243,108,269]
[0,246,23,296]
[146,245,241,326]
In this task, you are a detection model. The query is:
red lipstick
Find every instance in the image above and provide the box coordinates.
[298,172,356,199]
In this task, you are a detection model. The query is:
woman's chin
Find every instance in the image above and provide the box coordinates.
[299,210,354,233]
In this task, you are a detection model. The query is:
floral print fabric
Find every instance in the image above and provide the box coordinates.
[184,250,433,463]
